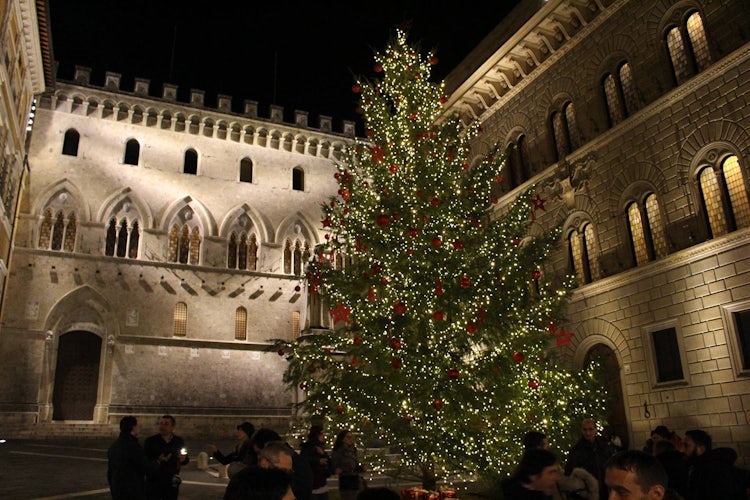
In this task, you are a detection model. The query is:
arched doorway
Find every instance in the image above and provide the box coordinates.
[52,331,102,420]
[584,343,628,450]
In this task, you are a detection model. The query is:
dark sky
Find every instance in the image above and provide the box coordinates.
[49,1,522,130]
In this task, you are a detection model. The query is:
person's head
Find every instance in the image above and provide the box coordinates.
[604,450,667,500]
[252,428,283,453]
[581,418,598,443]
[683,429,711,457]
[333,430,355,450]
[259,441,294,472]
[513,448,561,495]
[224,466,295,500]
[237,421,255,442]
[650,425,671,442]
[120,415,138,436]
[523,431,549,451]
[652,440,676,457]
[308,425,325,444]
[356,486,400,500]
[158,415,176,437]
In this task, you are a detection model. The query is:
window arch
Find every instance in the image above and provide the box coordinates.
[506,135,531,189]
[697,155,750,238]
[173,302,187,336]
[626,193,668,266]
[227,231,258,270]
[292,167,305,191]
[284,237,311,276]
[235,307,247,340]
[168,209,202,265]
[184,149,198,175]
[550,101,580,161]
[39,208,77,252]
[62,129,80,156]
[240,157,253,183]
[105,217,140,258]
[124,139,140,165]
[603,62,638,127]
[666,10,711,85]
[566,221,601,286]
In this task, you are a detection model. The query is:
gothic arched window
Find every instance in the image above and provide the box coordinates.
[666,10,711,85]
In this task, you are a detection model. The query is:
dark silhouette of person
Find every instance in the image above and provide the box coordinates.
[107,416,159,500]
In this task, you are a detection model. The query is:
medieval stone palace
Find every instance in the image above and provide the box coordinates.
[1,0,749,463]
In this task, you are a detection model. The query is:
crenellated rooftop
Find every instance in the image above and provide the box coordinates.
[63,65,358,138]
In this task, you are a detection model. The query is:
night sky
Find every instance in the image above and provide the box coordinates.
[49,1,522,129]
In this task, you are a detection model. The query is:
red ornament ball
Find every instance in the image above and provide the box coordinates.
[466,322,478,334]
[299,382,306,390]
[277,348,285,356]
[448,368,460,379]
[374,63,383,73]
[513,351,525,363]
[352,84,361,93]
[389,338,401,350]
[406,249,414,256]
[431,237,442,248]
[294,285,301,292]
[353,337,363,346]
[430,197,441,207]
[433,399,444,410]
[432,310,444,322]
[452,239,464,250]
[439,96,447,104]
[376,214,391,227]
[429,56,439,65]
[389,164,398,174]
[459,275,471,288]
[408,228,418,238]
[336,404,344,413]
[528,378,540,390]
[391,357,402,369]
[393,301,407,315]
[533,270,542,280]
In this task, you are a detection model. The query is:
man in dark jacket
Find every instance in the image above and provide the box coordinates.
[683,429,745,500]
[565,419,616,500]
[107,416,159,500]
[144,415,190,500]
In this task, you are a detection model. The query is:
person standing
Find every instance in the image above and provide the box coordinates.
[603,450,668,500]
[107,416,159,500]
[210,421,257,477]
[683,429,744,500]
[301,425,331,500]
[144,415,189,500]
[331,430,365,500]
[501,448,562,499]
[252,428,313,500]
[565,419,615,500]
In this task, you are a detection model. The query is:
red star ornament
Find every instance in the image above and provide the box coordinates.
[330,302,351,324]
[369,145,386,164]
[532,193,546,212]
[555,327,574,348]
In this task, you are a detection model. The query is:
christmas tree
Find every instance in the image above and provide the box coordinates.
[274,30,606,490]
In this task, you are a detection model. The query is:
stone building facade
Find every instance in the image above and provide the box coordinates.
[0,65,353,436]
[446,0,750,462]
[1,0,749,464]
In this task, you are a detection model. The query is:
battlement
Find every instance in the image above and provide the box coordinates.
[71,65,356,137]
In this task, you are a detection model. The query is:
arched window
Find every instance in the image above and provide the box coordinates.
[240,157,253,183]
[227,232,258,270]
[667,11,711,85]
[506,135,531,189]
[105,217,140,258]
[184,149,198,175]
[168,223,201,264]
[124,139,140,165]
[39,209,77,252]
[284,237,311,276]
[603,62,638,127]
[62,129,80,156]
[626,191,669,266]
[173,302,187,336]
[567,222,601,286]
[292,167,305,191]
[698,155,750,238]
[551,101,579,161]
[235,307,247,340]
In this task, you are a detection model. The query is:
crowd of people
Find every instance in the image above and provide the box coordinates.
[107,415,749,500]
[502,419,750,500]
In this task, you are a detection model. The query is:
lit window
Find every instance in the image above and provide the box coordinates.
[284,237,311,276]
[604,74,625,126]
[168,223,201,264]
[628,202,648,266]
[667,27,690,84]
[666,10,712,85]
[699,167,728,238]
[619,63,638,116]
[235,307,247,340]
[173,302,187,336]
[686,12,711,71]
[723,156,750,229]
[645,195,668,258]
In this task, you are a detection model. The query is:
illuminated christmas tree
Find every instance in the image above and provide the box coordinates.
[274,30,605,490]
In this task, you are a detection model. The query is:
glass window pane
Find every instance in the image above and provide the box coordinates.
[699,167,728,237]
[235,307,247,340]
[604,74,624,125]
[173,302,187,336]
[687,12,711,71]
[619,63,638,116]
[628,203,649,265]
[645,194,668,258]
[667,27,690,84]
[584,224,601,280]
[652,328,683,382]
[723,156,750,229]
